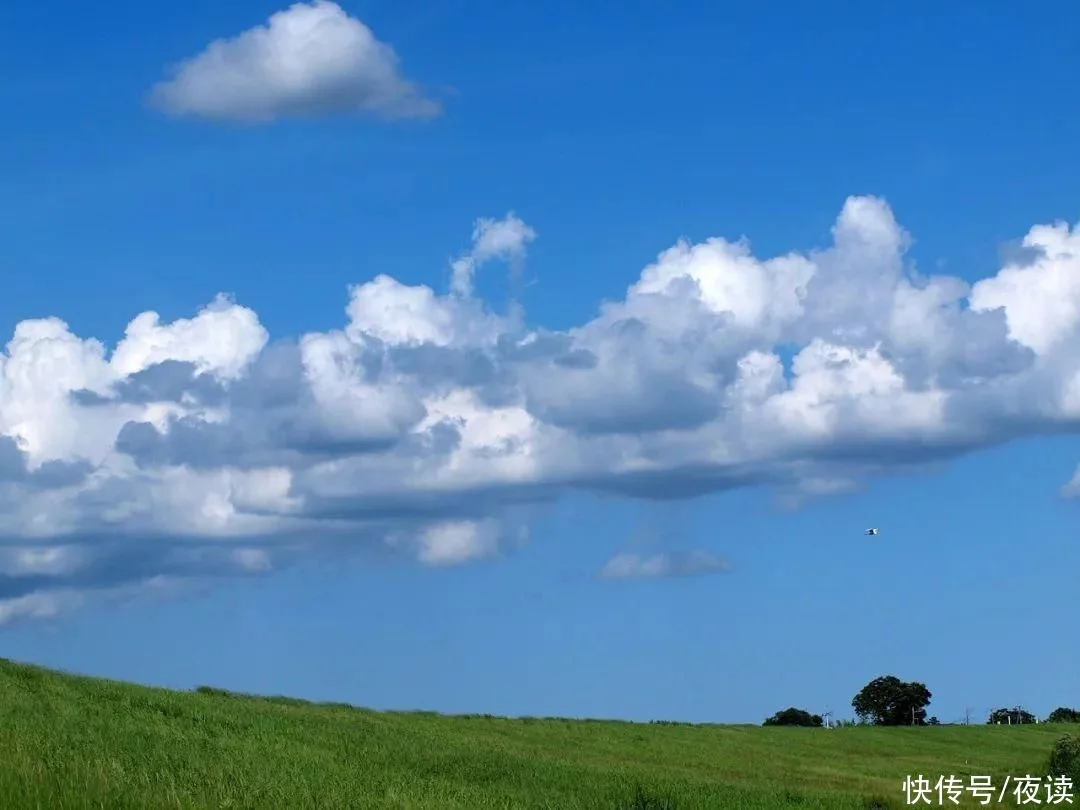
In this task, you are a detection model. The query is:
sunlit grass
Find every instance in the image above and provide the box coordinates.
[0,657,1072,808]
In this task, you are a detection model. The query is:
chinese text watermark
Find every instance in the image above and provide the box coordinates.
[902,774,1074,805]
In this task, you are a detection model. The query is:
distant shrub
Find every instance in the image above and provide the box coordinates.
[320,701,357,711]
[1048,734,1080,784]
[194,686,234,698]
[1048,708,1080,724]
[262,695,312,708]
[763,707,823,727]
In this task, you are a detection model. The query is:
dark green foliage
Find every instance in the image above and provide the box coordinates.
[851,676,932,726]
[1048,734,1080,784]
[987,707,1036,725]
[620,785,677,809]
[763,708,823,727]
[1048,707,1080,723]
[862,797,901,810]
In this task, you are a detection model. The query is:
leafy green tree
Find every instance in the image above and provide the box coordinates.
[851,676,932,726]
[1049,734,1080,785]
[988,707,1036,724]
[763,707,823,727]
[1048,708,1080,724]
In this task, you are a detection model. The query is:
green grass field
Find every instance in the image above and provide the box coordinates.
[0,657,1073,809]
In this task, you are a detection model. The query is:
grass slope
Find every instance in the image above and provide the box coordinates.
[0,658,1072,809]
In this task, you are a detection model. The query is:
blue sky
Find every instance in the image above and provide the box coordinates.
[1,0,1079,725]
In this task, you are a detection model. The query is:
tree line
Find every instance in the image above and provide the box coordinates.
[763,675,1080,727]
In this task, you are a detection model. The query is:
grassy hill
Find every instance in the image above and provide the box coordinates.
[0,657,1073,809]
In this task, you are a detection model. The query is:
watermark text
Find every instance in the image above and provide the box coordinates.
[902,774,1074,805]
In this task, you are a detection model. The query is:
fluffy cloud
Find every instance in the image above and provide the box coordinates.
[450,213,537,297]
[149,1,439,122]
[599,550,731,580]
[3,200,1080,623]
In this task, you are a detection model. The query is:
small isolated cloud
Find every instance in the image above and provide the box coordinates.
[450,213,538,297]
[149,1,440,123]
[1060,466,1080,499]
[386,519,502,567]
[599,550,732,580]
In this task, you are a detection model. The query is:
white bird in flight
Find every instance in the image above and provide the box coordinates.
[865,528,879,536]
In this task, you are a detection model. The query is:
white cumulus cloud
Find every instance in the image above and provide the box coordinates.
[149,1,440,122]
[3,197,1080,622]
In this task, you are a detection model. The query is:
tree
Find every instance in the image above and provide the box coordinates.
[988,707,1036,725]
[763,707,823,727]
[1050,734,1080,785]
[1048,708,1080,724]
[851,676,932,726]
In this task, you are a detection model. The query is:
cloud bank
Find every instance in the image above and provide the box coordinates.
[3,197,1080,622]
[149,1,440,122]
